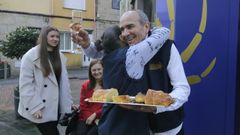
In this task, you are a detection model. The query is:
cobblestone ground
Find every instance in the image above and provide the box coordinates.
[0,85,16,111]
[0,78,84,135]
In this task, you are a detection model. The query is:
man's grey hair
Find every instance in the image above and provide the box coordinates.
[135,10,150,26]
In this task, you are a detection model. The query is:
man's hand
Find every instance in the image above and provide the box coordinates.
[32,110,42,119]
[119,105,157,113]
[71,29,90,49]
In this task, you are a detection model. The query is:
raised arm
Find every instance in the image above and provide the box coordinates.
[71,29,104,58]
[83,42,104,59]
[126,27,170,79]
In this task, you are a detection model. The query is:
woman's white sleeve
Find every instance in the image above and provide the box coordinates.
[126,27,170,79]
[82,42,104,59]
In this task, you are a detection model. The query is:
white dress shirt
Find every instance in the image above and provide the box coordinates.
[151,44,190,135]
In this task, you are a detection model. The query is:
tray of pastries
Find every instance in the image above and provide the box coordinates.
[85,88,174,107]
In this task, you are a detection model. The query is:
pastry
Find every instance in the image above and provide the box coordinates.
[145,89,174,106]
[92,88,118,102]
[112,95,130,103]
[144,89,154,105]
[135,92,145,103]
[152,91,173,106]
[91,89,106,101]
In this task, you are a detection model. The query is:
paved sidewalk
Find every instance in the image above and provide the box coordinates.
[0,67,88,135]
[0,67,88,86]
[0,111,40,135]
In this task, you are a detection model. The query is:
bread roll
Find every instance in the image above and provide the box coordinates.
[144,89,154,105]
[92,88,118,102]
[112,95,130,103]
[91,89,106,101]
[145,89,174,106]
[135,92,146,103]
[152,91,173,106]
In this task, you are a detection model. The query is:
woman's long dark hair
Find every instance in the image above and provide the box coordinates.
[95,25,127,54]
[37,26,62,77]
[88,59,103,89]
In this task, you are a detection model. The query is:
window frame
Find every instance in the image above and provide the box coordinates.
[63,0,86,10]
[112,0,120,10]
[59,29,93,53]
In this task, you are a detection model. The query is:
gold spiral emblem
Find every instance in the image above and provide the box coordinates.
[155,0,216,85]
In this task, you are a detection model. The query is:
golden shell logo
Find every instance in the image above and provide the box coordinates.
[155,0,216,85]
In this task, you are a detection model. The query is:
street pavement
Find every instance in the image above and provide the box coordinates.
[0,67,88,135]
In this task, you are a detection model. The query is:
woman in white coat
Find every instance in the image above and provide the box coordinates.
[18,26,74,135]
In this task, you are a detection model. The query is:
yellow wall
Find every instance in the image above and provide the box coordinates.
[0,0,95,68]
[0,0,51,14]
[0,0,96,30]
[51,17,95,31]
[51,0,95,68]
[52,0,95,30]
[52,0,95,19]
[62,52,82,68]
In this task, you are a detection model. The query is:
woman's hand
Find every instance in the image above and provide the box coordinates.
[71,29,90,49]
[86,113,96,125]
[94,119,100,125]
[32,110,42,119]
[71,104,79,110]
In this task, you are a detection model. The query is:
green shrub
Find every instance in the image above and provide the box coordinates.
[0,27,39,59]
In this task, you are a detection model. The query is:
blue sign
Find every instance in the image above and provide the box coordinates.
[156,0,239,134]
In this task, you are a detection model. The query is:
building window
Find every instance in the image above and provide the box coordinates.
[112,0,120,10]
[59,30,93,52]
[63,0,86,10]
[60,32,77,52]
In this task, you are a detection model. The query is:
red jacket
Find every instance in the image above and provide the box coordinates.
[79,80,102,121]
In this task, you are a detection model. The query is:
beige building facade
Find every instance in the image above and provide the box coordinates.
[0,0,120,77]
